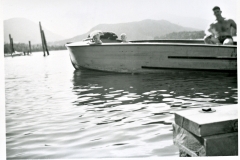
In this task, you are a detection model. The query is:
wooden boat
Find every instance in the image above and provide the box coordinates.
[65,38,237,73]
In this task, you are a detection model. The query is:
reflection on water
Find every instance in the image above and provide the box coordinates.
[72,69,237,106]
[5,51,237,158]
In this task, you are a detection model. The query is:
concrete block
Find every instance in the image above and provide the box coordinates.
[174,104,238,137]
[173,123,238,156]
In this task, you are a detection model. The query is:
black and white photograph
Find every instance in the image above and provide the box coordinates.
[0,0,238,159]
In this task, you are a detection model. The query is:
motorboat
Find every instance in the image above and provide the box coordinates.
[65,32,237,73]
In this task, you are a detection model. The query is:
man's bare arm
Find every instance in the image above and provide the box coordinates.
[205,24,215,36]
[229,19,237,30]
[229,19,237,36]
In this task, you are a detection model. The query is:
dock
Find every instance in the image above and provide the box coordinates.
[173,104,238,156]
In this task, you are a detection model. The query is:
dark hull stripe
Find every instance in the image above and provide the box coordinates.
[141,66,237,72]
[168,56,237,60]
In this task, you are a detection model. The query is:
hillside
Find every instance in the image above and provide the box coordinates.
[56,19,199,45]
[4,18,65,44]
[155,31,205,40]
[4,18,201,45]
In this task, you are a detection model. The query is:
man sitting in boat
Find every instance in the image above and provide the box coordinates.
[120,33,130,43]
[204,6,237,45]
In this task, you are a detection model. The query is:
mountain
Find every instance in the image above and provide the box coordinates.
[4,18,65,44]
[155,31,205,40]
[156,15,210,31]
[56,19,200,45]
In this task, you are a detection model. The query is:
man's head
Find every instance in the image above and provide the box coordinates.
[212,6,222,17]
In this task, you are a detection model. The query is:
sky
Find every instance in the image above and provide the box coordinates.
[2,0,238,38]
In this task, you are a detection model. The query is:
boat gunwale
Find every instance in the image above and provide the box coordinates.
[65,42,237,48]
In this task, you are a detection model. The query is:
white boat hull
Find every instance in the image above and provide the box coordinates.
[66,41,237,73]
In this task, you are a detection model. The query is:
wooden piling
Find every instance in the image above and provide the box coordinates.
[42,30,49,55]
[11,38,14,53]
[28,41,32,54]
[9,35,12,55]
[9,34,14,55]
[39,22,46,56]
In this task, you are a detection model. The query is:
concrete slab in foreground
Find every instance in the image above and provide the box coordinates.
[173,104,238,156]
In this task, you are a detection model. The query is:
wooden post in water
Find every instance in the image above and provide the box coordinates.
[9,34,14,55]
[39,22,49,56]
[39,22,46,56]
[28,41,32,54]
[11,38,15,53]
[42,30,49,55]
[8,34,12,55]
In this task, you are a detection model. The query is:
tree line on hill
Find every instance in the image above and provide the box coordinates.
[4,43,66,54]
[154,31,205,40]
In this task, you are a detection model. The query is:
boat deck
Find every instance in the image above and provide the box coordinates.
[66,39,237,47]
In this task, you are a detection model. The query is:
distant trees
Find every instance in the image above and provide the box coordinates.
[4,43,11,53]
[4,43,67,54]
[154,31,205,40]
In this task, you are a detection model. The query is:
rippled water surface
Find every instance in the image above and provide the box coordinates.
[5,50,237,158]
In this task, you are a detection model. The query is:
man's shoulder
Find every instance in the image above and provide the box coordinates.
[212,18,235,24]
[211,20,219,25]
[222,19,236,26]
[209,22,217,27]
[222,18,235,23]
[226,18,236,23]
[225,18,234,21]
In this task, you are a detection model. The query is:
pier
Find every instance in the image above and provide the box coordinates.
[173,104,238,156]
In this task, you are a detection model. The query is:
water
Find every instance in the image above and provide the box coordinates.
[5,50,237,158]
